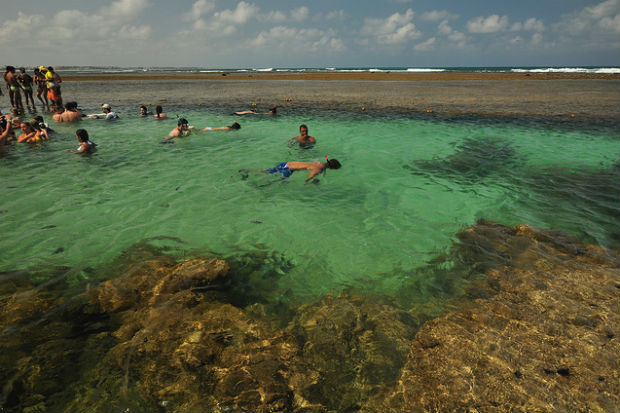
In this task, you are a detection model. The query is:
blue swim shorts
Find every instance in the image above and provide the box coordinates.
[266,162,293,178]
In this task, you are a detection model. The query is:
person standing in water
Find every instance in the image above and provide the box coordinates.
[66,128,96,154]
[4,66,23,112]
[34,67,49,108]
[288,124,316,148]
[18,68,35,111]
[154,105,167,120]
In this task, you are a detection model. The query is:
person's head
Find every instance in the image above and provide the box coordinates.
[6,66,15,73]
[34,68,40,75]
[0,117,7,133]
[325,158,342,170]
[299,124,308,136]
[101,103,111,113]
[156,105,163,114]
[140,105,147,115]
[20,122,33,133]
[76,129,89,143]
[65,101,78,111]
[229,121,241,130]
[47,66,54,73]
[269,105,278,113]
[177,118,189,129]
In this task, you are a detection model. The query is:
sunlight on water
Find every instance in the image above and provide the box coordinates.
[1,107,618,302]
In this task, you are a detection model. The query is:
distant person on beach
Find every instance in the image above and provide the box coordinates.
[18,68,35,111]
[288,124,316,148]
[34,67,49,107]
[139,105,149,117]
[200,121,241,132]
[53,101,82,122]
[242,158,342,183]
[66,128,96,154]
[154,105,167,120]
[4,66,23,112]
[87,104,119,120]
[163,118,192,139]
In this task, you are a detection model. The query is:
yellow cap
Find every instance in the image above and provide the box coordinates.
[39,66,47,72]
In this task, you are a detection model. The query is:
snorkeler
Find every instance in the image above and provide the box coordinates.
[233,104,280,115]
[66,128,96,153]
[163,117,192,139]
[288,124,316,148]
[258,157,342,183]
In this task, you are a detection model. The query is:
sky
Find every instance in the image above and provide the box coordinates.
[1,0,619,68]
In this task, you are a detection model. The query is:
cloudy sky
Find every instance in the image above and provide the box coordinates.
[1,0,618,68]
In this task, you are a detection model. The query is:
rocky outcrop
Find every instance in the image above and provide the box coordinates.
[1,222,618,412]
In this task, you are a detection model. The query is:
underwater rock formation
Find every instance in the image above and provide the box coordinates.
[1,222,618,412]
[365,221,620,412]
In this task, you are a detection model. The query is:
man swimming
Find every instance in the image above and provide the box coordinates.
[263,158,342,183]
[288,124,316,148]
[163,118,192,140]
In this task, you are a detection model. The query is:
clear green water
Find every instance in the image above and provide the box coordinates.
[1,108,618,303]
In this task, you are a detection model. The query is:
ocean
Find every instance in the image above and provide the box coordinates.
[0,74,619,411]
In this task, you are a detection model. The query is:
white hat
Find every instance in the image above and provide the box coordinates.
[101,103,111,109]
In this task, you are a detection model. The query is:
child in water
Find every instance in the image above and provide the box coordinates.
[66,129,96,154]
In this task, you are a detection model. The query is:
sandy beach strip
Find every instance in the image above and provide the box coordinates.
[59,71,620,120]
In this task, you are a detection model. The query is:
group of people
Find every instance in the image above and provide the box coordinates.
[3,66,62,113]
[2,68,342,181]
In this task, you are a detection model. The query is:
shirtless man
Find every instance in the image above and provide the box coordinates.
[262,158,342,182]
[52,101,82,122]
[4,66,23,112]
[163,118,192,140]
[289,124,316,148]
[18,68,35,110]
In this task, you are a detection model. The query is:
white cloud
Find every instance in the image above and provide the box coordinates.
[554,0,620,36]
[421,10,458,22]
[262,10,287,23]
[437,20,466,45]
[531,32,543,45]
[437,20,453,35]
[251,26,344,53]
[414,37,436,51]
[326,10,347,20]
[185,0,216,20]
[361,9,422,44]
[598,13,620,32]
[290,6,309,22]
[466,15,509,33]
[511,17,545,32]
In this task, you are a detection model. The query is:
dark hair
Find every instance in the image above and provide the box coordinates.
[140,105,147,111]
[300,124,308,131]
[6,66,15,72]
[65,101,78,110]
[156,105,163,113]
[326,159,342,169]
[177,118,188,126]
[47,66,54,71]
[230,121,241,130]
[76,129,89,143]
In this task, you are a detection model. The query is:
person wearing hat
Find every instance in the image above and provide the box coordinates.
[87,103,119,120]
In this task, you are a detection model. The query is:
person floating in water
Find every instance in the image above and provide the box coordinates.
[200,121,241,132]
[288,124,316,148]
[233,104,280,115]
[66,128,96,154]
[87,104,119,120]
[154,105,167,120]
[252,157,342,183]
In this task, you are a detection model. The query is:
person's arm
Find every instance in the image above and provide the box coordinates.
[305,169,321,182]
[87,113,105,118]
[17,132,34,143]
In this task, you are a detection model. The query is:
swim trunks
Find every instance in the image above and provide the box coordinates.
[266,162,293,178]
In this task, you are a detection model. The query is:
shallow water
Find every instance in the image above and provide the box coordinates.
[1,107,618,304]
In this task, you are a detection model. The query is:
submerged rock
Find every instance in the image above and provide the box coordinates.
[365,221,620,412]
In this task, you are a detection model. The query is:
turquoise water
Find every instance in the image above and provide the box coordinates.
[1,108,618,303]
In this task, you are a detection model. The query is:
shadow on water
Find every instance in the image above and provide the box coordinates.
[404,135,522,184]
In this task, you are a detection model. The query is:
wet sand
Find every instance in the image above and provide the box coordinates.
[60,71,620,120]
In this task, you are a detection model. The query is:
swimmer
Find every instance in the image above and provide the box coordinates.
[288,124,316,148]
[200,121,241,132]
[52,101,82,122]
[139,105,149,117]
[17,121,46,143]
[163,118,192,140]
[258,157,342,183]
[233,104,280,115]
[87,103,119,120]
[66,128,96,154]
[154,105,167,120]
